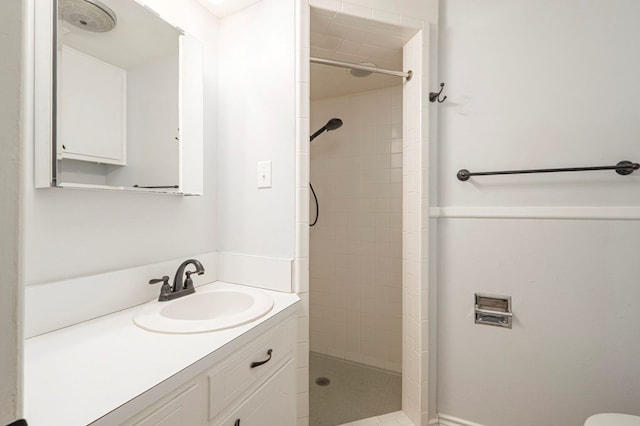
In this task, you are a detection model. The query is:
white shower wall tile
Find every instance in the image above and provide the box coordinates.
[298,342,310,368]
[340,2,372,19]
[297,117,310,154]
[297,152,311,186]
[310,86,403,373]
[296,222,310,258]
[297,82,311,118]
[295,6,310,422]
[297,366,310,392]
[297,0,311,49]
[371,9,402,26]
[402,30,426,425]
[294,257,310,293]
[297,187,311,224]
[298,292,310,317]
[297,47,311,83]
[400,16,423,30]
[309,0,341,13]
[298,317,310,342]
[297,392,310,422]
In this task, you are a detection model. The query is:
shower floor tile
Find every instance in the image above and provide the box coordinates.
[310,352,402,426]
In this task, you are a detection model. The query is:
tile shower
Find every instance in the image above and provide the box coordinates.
[310,86,403,423]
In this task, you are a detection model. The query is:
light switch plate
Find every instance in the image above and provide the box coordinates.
[257,160,272,188]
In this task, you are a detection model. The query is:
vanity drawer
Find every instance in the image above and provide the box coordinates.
[207,316,296,421]
[216,359,296,426]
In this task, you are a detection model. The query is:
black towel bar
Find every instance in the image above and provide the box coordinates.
[457,160,639,181]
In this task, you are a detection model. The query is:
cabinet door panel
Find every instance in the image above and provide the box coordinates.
[126,383,203,426]
[59,46,126,164]
[218,360,296,426]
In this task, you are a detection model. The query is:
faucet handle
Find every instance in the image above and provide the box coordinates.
[184,270,203,290]
[149,275,172,301]
[149,275,170,285]
[185,270,204,279]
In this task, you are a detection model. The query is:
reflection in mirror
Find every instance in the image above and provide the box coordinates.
[56,0,182,192]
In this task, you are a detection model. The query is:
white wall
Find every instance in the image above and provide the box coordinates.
[217,0,296,259]
[438,0,640,209]
[310,86,403,373]
[1,0,23,423]
[23,0,219,286]
[437,219,640,426]
[216,0,438,259]
[436,1,640,425]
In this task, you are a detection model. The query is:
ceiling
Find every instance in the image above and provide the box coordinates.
[196,0,262,17]
[62,0,180,70]
[179,2,419,100]
[310,7,418,100]
[64,1,419,96]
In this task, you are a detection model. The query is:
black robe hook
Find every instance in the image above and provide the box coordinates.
[429,82,447,103]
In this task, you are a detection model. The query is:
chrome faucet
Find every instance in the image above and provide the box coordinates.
[149,259,205,301]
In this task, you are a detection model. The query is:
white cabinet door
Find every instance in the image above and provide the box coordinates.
[123,382,204,426]
[59,45,127,165]
[217,359,296,426]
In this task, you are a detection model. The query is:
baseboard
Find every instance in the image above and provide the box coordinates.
[436,414,486,426]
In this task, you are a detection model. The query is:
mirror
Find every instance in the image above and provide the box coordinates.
[34,0,204,195]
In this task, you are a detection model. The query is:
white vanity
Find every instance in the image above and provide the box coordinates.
[24,282,299,425]
[25,1,300,423]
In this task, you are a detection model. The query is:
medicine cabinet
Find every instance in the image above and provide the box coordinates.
[34,0,204,195]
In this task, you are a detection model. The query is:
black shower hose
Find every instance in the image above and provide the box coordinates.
[310,182,318,227]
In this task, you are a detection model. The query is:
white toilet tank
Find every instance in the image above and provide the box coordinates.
[585,413,640,426]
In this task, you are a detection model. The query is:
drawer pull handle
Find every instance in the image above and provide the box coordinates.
[250,349,273,368]
[234,420,240,426]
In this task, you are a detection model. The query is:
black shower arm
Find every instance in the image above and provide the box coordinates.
[310,127,327,142]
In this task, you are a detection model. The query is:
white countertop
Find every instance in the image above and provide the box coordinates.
[24,281,299,426]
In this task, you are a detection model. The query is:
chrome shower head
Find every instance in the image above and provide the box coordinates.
[60,0,117,33]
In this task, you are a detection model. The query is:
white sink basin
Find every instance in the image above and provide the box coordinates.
[133,285,274,333]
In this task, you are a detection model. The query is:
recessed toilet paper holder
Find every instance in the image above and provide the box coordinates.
[475,293,512,328]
